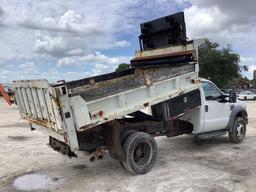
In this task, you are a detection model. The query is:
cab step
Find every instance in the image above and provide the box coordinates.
[196,130,227,140]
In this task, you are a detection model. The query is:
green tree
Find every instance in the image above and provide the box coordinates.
[115,63,131,72]
[199,40,247,88]
[251,79,256,88]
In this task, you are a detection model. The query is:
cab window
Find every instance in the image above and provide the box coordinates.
[202,81,222,100]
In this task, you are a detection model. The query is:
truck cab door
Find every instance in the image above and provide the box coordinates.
[202,81,232,132]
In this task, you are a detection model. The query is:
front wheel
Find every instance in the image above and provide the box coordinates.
[229,117,246,143]
[121,132,157,174]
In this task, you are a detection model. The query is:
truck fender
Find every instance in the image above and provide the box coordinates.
[226,105,248,132]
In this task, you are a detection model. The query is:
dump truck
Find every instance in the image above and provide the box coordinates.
[11,12,248,174]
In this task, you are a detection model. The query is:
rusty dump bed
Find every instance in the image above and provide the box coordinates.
[12,40,201,151]
[66,63,195,101]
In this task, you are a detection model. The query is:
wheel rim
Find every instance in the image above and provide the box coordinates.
[236,122,245,139]
[133,142,152,166]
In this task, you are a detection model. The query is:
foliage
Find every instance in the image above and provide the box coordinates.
[198,40,247,88]
[251,79,256,88]
[115,63,131,72]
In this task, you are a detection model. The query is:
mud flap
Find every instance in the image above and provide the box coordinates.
[49,136,77,158]
[103,120,125,161]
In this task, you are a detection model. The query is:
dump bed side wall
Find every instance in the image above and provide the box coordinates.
[69,71,200,131]
[70,64,194,101]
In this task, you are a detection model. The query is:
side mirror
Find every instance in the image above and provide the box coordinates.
[229,88,237,103]
[217,94,229,102]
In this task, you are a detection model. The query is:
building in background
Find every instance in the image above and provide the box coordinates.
[238,77,251,90]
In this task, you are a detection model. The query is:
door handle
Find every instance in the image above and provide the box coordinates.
[205,105,209,112]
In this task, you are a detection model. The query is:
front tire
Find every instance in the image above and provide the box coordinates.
[229,117,246,143]
[121,132,157,174]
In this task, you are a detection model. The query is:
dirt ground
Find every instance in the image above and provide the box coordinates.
[0,98,256,192]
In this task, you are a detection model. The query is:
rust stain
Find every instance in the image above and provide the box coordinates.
[25,116,55,129]
[78,121,100,131]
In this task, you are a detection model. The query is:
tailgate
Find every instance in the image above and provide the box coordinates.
[12,80,78,150]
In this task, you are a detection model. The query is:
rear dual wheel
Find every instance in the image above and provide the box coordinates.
[121,132,157,174]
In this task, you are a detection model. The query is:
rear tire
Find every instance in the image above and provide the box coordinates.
[229,117,246,143]
[121,132,157,174]
[244,96,247,100]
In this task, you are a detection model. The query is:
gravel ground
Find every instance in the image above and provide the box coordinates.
[0,98,256,192]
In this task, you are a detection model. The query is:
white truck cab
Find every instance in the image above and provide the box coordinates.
[180,79,247,142]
